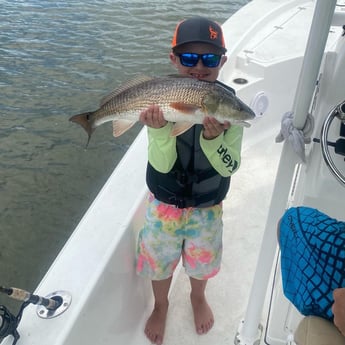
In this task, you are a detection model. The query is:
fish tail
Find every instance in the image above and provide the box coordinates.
[69,112,95,147]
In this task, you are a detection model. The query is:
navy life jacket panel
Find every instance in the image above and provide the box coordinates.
[146,125,230,208]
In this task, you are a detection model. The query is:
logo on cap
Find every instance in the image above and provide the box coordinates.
[209,25,218,40]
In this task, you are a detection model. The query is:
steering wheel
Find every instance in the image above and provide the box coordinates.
[320,101,345,186]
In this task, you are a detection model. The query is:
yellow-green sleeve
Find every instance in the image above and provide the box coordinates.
[147,123,177,173]
[199,125,243,177]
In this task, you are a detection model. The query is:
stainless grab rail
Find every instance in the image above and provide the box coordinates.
[320,100,345,186]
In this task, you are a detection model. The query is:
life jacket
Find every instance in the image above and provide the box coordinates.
[146,124,230,208]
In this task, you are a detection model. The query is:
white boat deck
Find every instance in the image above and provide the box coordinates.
[2,1,345,345]
[163,129,282,345]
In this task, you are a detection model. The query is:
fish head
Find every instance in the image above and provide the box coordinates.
[202,89,256,123]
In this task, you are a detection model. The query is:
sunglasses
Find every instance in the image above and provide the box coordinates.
[178,53,222,68]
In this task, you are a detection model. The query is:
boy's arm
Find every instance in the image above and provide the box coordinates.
[147,123,177,173]
[200,124,243,177]
[140,105,177,173]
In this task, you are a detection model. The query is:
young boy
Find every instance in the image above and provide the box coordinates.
[136,17,244,345]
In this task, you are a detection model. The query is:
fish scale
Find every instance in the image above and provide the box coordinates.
[69,74,255,145]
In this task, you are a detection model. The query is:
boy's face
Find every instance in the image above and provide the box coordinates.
[170,42,227,82]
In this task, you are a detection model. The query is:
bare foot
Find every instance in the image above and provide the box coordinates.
[190,293,214,335]
[144,302,169,345]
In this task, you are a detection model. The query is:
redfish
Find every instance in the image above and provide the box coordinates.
[70,74,255,144]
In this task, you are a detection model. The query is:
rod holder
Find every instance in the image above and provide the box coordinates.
[36,291,72,319]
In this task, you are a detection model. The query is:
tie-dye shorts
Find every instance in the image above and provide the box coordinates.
[136,193,223,280]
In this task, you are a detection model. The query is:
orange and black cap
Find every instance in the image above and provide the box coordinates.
[172,17,227,54]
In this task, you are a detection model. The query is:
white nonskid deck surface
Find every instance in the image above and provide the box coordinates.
[144,128,283,345]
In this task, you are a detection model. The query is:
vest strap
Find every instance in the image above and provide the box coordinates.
[155,184,221,208]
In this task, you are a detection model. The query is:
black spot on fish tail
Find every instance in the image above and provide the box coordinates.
[69,112,95,147]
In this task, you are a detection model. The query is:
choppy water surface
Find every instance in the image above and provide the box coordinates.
[0,0,249,311]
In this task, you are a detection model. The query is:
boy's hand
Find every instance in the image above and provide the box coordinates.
[140,105,167,128]
[332,288,345,336]
[202,116,230,140]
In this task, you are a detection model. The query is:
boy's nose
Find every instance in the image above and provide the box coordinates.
[195,59,204,68]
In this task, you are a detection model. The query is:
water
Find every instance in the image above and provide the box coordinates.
[0,0,249,312]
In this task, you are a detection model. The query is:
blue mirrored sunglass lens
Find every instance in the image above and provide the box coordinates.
[179,53,199,66]
[202,54,221,67]
[179,53,221,67]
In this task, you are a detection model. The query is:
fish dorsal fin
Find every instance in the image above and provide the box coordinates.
[170,122,194,137]
[112,119,136,137]
[100,75,154,106]
[170,102,199,114]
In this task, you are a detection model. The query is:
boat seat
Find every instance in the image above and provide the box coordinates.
[294,316,345,345]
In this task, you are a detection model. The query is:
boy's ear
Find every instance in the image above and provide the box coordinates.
[220,55,228,67]
[170,52,178,66]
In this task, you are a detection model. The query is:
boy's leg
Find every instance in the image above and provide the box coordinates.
[190,277,214,334]
[145,277,172,345]
[182,204,222,335]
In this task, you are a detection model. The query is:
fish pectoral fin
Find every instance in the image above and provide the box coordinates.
[170,122,194,137]
[169,103,199,114]
[113,119,136,137]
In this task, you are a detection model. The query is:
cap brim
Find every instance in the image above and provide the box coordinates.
[172,41,227,53]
